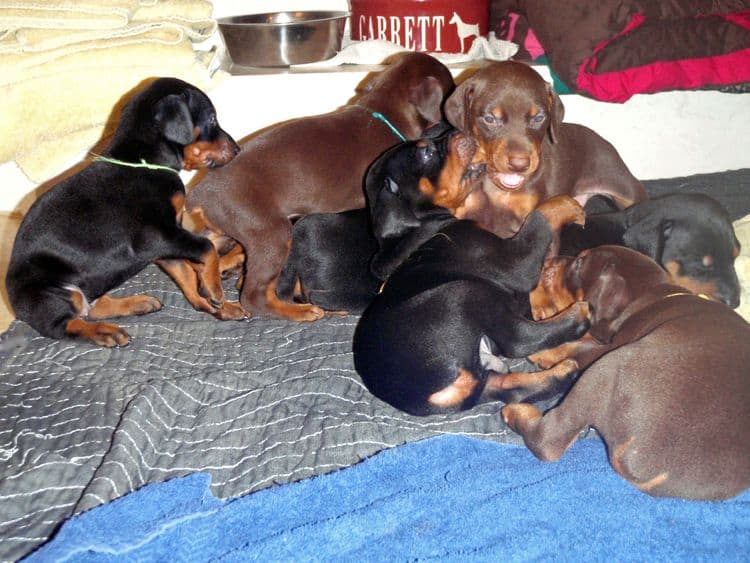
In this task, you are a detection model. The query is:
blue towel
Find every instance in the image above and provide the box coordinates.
[27,436,750,562]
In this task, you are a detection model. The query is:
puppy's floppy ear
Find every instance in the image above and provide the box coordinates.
[584,261,629,344]
[444,78,475,132]
[154,94,195,145]
[372,179,421,241]
[546,83,564,144]
[409,76,448,125]
[622,218,673,264]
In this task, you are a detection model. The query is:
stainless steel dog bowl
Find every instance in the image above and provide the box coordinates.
[218,11,349,67]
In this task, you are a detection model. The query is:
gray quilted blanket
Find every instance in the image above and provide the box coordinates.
[0,266,526,561]
[4,168,748,561]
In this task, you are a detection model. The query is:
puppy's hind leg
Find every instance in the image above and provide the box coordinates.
[18,285,131,346]
[88,294,162,319]
[157,228,246,320]
[239,221,324,322]
[157,258,246,321]
[502,301,591,359]
[502,366,605,462]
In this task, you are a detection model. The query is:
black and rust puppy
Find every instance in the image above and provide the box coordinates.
[275,208,380,314]
[501,246,750,500]
[352,139,591,416]
[275,124,478,315]
[558,193,741,307]
[7,77,244,347]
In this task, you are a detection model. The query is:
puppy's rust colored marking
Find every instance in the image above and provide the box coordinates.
[68,288,88,316]
[184,206,246,278]
[530,257,577,321]
[183,136,239,171]
[219,244,245,277]
[489,358,578,393]
[158,259,213,312]
[264,278,324,322]
[501,403,542,432]
[158,254,247,320]
[171,192,185,222]
[610,437,670,493]
[664,261,721,301]
[428,368,479,408]
[534,195,585,231]
[88,294,162,319]
[527,333,598,369]
[65,318,131,347]
[193,246,224,306]
[418,133,482,215]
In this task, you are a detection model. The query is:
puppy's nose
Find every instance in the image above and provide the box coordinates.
[722,289,741,309]
[507,153,530,173]
[228,136,241,155]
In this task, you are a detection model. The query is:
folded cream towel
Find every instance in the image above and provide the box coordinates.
[733,213,750,322]
[0,26,191,84]
[0,0,221,183]
[0,39,222,180]
[0,0,215,54]
[0,0,138,30]
[132,0,215,41]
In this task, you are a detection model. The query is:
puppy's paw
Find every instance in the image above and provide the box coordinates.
[292,304,326,322]
[131,295,163,315]
[67,319,131,347]
[213,301,249,321]
[570,300,591,322]
[531,301,560,321]
[536,195,586,230]
[501,403,542,433]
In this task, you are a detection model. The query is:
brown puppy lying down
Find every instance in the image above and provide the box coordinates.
[444,61,646,238]
[500,246,750,500]
[187,52,455,321]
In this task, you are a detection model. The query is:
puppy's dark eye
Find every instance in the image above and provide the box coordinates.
[462,162,486,182]
[385,177,399,194]
[481,113,496,126]
[416,141,437,163]
[530,112,546,126]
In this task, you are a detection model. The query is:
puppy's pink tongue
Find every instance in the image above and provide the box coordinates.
[498,173,525,189]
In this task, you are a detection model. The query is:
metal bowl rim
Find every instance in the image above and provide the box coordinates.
[218,11,351,27]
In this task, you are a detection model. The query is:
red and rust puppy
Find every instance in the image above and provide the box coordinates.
[444,61,647,238]
[6,78,244,347]
[352,134,590,416]
[500,246,750,500]
[559,193,741,307]
[186,52,454,321]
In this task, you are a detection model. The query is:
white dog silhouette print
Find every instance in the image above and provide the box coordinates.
[449,12,480,52]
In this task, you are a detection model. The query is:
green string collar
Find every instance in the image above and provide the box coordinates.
[370,111,407,142]
[92,154,180,175]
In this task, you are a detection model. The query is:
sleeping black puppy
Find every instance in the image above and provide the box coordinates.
[6,77,245,347]
[559,193,741,307]
[352,139,591,416]
[275,124,480,314]
[275,208,380,314]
